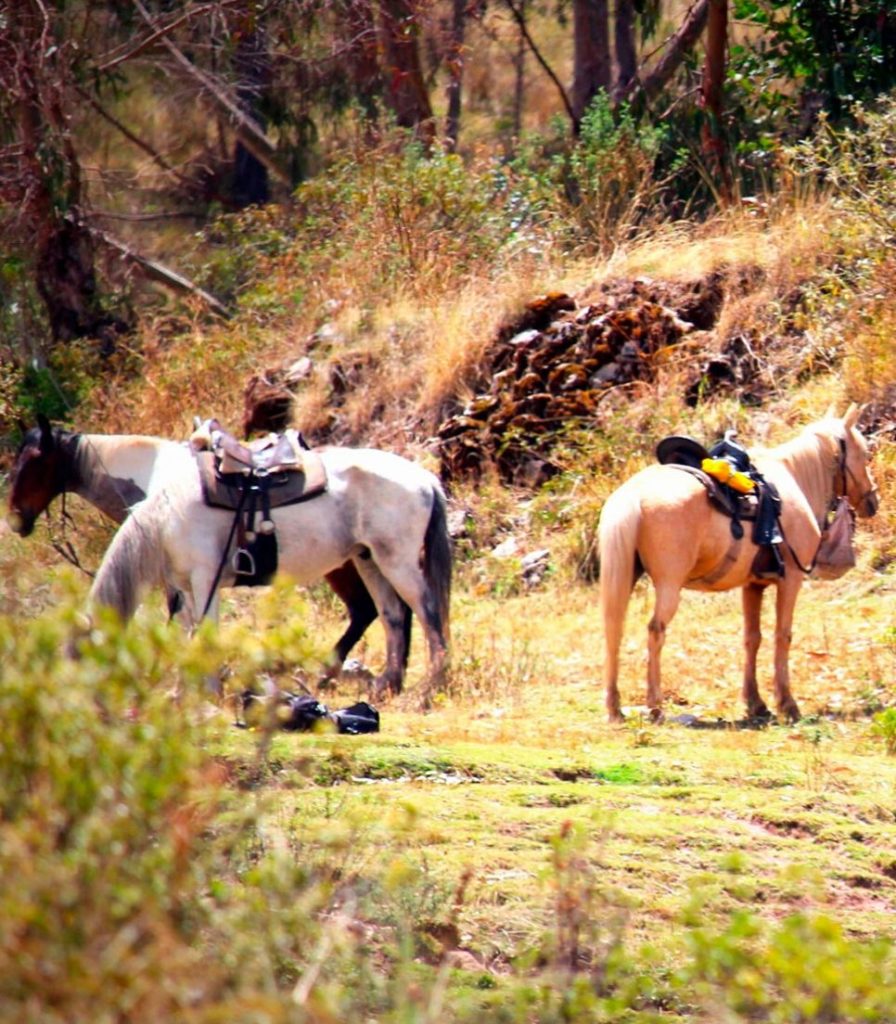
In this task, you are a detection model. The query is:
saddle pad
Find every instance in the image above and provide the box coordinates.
[195,448,328,511]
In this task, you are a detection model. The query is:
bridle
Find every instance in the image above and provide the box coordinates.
[837,434,878,517]
[44,434,96,579]
[14,429,94,578]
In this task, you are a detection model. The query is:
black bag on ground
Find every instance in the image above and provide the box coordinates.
[332,701,380,734]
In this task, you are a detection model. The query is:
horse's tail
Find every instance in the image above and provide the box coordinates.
[89,504,167,622]
[422,483,452,641]
[598,483,642,713]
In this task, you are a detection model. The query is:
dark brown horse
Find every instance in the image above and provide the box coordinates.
[8,415,413,685]
[598,406,879,723]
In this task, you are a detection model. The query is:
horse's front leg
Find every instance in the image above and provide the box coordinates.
[741,583,771,719]
[646,582,681,721]
[772,578,802,722]
[186,568,225,696]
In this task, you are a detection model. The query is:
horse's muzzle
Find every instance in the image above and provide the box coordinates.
[858,489,880,519]
[7,509,35,536]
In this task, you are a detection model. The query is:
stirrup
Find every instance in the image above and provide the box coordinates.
[232,547,257,577]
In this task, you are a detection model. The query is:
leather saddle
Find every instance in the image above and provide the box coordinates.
[191,418,327,511]
[656,431,785,578]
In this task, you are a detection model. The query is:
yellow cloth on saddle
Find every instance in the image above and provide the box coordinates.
[701,457,756,494]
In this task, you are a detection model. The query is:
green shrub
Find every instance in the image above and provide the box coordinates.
[871,707,896,755]
[0,598,335,1022]
[680,909,896,1022]
[191,132,535,310]
[510,94,672,255]
[786,95,896,246]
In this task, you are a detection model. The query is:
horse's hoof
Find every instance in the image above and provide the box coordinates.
[607,709,625,724]
[648,707,665,724]
[780,703,801,723]
[747,704,773,723]
[372,674,401,701]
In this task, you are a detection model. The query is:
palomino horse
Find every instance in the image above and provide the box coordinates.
[6,415,412,684]
[598,405,879,723]
[86,441,451,696]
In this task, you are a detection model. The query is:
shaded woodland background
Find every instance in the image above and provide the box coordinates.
[3,0,896,395]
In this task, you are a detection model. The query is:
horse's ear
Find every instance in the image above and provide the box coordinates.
[843,403,860,429]
[824,402,837,419]
[36,412,53,452]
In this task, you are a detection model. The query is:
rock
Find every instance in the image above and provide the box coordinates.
[491,536,519,558]
[436,278,708,485]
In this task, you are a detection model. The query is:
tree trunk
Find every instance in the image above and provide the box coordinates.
[700,0,733,202]
[613,0,637,102]
[9,1,115,346]
[572,0,611,128]
[343,0,382,127]
[230,10,270,207]
[445,0,467,152]
[377,0,435,145]
[513,16,525,139]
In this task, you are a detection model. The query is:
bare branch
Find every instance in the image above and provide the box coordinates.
[617,0,710,109]
[96,0,245,73]
[131,0,293,187]
[88,222,230,317]
[502,0,576,129]
[74,84,192,185]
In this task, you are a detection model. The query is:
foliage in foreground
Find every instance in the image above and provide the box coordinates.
[2,595,896,1022]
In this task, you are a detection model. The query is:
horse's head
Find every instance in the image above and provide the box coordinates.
[838,404,879,519]
[7,414,66,536]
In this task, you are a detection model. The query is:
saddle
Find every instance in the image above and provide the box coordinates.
[656,430,785,579]
[190,418,328,587]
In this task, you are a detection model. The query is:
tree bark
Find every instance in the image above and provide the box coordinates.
[613,0,637,102]
[572,0,611,128]
[377,0,435,145]
[512,12,525,138]
[8,1,115,346]
[700,0,733,202]
[445,0,467,152]
[230,10,271,207]
[343,0,383,126]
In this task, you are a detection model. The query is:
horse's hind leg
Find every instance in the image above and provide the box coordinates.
[741,583,771,719]
[349,557,412,697]
[321,562,379,676]
[646,580,681,721]
[772,580,802,722]
[356,550,448,698]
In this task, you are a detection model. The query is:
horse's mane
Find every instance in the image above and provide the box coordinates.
[760,418,840,523]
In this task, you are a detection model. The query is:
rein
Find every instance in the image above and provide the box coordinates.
[200,480,251,620]
[46,489,96,579]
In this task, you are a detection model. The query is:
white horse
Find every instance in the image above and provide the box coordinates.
[7,415,413,681]
[86,442,452,695]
